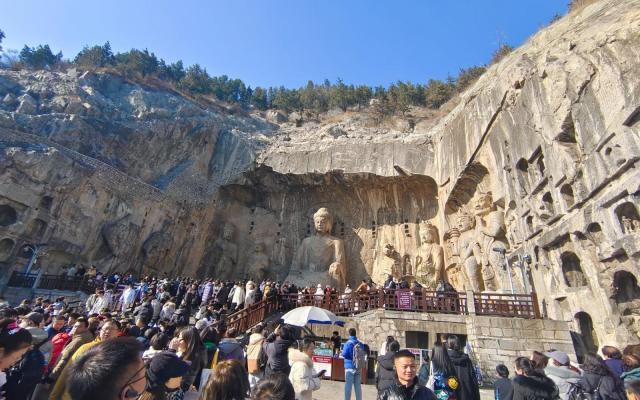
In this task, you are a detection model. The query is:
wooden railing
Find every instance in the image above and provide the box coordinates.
[474,292,540,319]
[278,289,468,316]
[7,271,118,295]
[213,295,280,333]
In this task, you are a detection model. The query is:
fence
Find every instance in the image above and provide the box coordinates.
[7,271,118,295]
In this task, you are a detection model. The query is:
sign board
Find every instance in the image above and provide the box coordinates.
[312,355,333,378]
[397,290,412,310]
[406,348,430,365]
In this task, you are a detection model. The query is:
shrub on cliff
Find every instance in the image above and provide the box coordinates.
[19,44,63,69]
[74,42,115,68]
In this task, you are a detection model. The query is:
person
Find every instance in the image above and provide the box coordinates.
[331,331,342,356]
[543,350,581,399]
[512,357,559,400]
[265,324,295,376]
[46,315,67,338]
[530,351,549,372]
[603,345,624,378]
[66,337,146,400]
[377,340,400,393]
[622,354,640,383]
[200,359,250,400]
[138,351,189,400]
[578,352,626,400]
[494,364,514,400]
[429,343,459,400]
[626,379,640,400]
[418,353,430,387]
[446,335,480,400]
[143,332,170,361]
[49,319,122,400]
[0,319,33,395]
[175,326,206,392]
[48,317,93,381]
[20,311,52,361]
[289,338,322,400]
[251,373,295,400]
[216,327,245,366]
[246,324,265,388]
[379,335,395,357]
[342,327,364,400]
[377,349,437,400]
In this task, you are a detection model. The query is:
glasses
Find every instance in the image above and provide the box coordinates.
[120,364,146,399]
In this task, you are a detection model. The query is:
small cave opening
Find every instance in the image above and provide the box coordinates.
[561,251,587,287]
[0,238,15,260]
[560,184,575,209]
[0,205,18,226]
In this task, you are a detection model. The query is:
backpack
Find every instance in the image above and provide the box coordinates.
[568,379,601,400]
[352,341,367,370]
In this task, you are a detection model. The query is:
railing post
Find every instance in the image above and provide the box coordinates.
[531,291,541,319]
[466,291,476,315]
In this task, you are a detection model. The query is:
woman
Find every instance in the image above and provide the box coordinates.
[530,351,549,372]
[578,352,626,400]
[175,327,206,392]
[199,360,249,400]
[512,357,559,400]
[288,339,322,400]
[429,343,459,400]
[0,319,32,397]
[376,340,399,393]
[139,351,189,400]
[251,373,295,400]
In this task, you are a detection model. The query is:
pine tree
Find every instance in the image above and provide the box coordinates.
[424,79,454,109]
[74,42,115,68]
[251,87,268,110]
[0,29,5,53]
[19,44,62,69]
[179,64,212,94]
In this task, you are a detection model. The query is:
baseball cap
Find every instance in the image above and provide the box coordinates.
[544,350,570,365]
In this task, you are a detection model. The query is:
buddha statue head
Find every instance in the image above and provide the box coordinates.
[473,191,493,217]
[419,222,440,245]
[313,208,334,235]
[456,212,475,232]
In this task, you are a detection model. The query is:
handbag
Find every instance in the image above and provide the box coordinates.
[426,361,435,390]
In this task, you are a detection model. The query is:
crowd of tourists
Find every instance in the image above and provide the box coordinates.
[0,271,637,400]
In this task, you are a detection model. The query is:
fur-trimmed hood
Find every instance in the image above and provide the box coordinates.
[289,348,313,368]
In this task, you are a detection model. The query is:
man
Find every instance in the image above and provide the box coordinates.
[66,337,146,400]
[378,349,436,400]
[49,317,94,382]
[342,328,363,400]
[331,331,342,356]
[446,335,481,400]
[120,284,137,313]
[544,350,581,399]
[49,319,121,400]
[493,364,514,400]
[46,315,67,338]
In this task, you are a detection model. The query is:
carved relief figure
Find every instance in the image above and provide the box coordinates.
[247,242,269,282]
[382,243,403,281]
[286,208,347,288]
[476,209,509,291]
[414,222,445,289]
[215,223,238,278]
[142,231,170,268]
[451,212,480,291]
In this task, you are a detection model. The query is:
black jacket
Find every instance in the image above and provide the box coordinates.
[265,335,294,375]
[512,374,559,400]
[447,349,481,400]
[378,378,437,400]
[5,348,45,400]
[579,369,625,400]
[494,377,514,400]
[377,351,397,391]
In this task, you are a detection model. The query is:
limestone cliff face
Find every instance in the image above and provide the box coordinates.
[1,0,639,347]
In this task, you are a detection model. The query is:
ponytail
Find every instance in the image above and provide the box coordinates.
[515,357,537,376]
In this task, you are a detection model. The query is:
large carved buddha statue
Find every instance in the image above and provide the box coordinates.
[414,222,445,289]
[286,208,347,289]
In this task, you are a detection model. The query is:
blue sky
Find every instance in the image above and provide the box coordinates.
[1,1,565,89]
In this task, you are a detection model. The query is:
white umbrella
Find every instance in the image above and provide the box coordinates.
[281,306,344,327]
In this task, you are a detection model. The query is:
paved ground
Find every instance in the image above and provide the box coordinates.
[313,380,495,399]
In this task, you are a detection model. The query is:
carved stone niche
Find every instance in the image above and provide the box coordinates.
[612,269,640,315]
[615,202,640,234]
[0,238,15,261]
[561,251,588,288]
[142,231,171,268]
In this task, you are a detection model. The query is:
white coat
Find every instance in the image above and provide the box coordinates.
[288,348,321,400]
